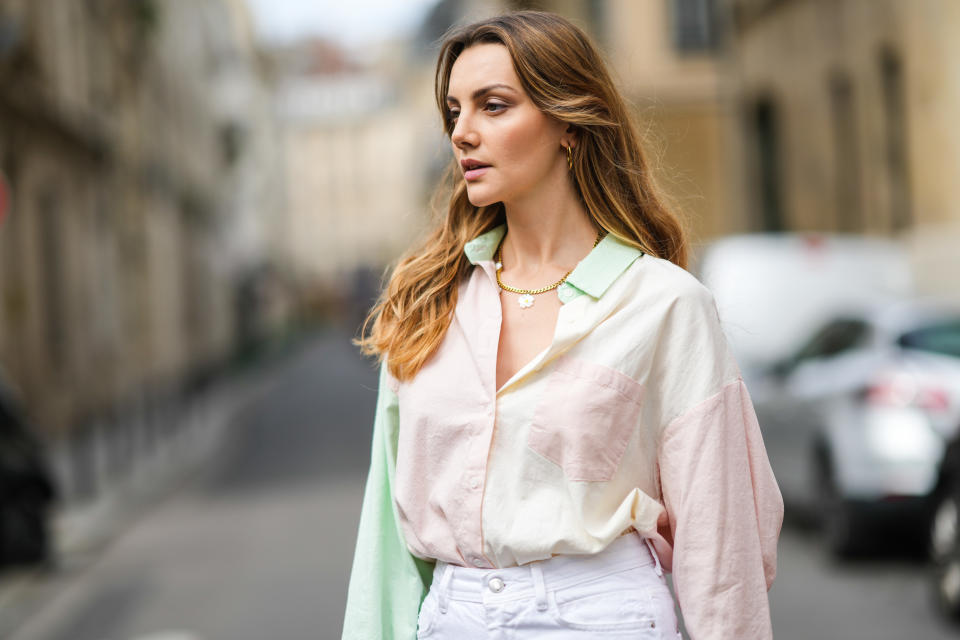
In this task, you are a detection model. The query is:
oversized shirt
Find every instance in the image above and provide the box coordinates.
[342,224,784,640]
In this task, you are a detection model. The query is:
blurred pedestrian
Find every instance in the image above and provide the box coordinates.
[344,10,783,640]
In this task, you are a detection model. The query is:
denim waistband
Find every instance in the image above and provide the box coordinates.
[430,531,662,605]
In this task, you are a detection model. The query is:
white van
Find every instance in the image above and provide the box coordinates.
[694,233,914,374]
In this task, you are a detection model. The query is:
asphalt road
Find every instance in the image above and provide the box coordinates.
[6,328,960,640]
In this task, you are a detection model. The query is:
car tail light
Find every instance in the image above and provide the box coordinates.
[865,380,950,412]
[918,387,950,411]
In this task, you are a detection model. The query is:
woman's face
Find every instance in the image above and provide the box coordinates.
[445,43,569,208]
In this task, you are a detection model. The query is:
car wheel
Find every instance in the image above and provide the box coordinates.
[0,497,52,568]
[814,448,865,558]
[930,490,960,620]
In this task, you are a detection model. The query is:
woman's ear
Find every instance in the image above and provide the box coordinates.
[562,124,579,149]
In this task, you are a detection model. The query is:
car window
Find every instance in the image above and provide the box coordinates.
[898,319,960,359]
[793,318,871,364]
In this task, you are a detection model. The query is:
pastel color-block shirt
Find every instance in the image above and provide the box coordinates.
[342,225,784,640]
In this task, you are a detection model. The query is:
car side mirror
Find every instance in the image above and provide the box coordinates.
[768,357,795,381]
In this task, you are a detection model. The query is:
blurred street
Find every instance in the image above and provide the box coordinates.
[0,327,955,640]
[772,529,958,639]
[4,328,376,640]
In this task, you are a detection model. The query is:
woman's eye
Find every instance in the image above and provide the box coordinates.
[485,102,506,113]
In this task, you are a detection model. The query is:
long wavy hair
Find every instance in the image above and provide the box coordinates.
[355,10,688,381]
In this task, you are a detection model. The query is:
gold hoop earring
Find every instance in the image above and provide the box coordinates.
[564,145,573,171]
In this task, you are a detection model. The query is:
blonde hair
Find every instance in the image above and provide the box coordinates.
[355,10,688,381]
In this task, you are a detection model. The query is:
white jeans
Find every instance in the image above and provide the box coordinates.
[416,531,682,639]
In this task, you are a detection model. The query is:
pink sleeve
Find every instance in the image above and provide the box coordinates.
[657,377,784,640]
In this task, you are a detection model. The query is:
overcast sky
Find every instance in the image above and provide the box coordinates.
[243,0,440,47]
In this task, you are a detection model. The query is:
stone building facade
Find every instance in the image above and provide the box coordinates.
[0,0,283,503]
[726,0,960,298]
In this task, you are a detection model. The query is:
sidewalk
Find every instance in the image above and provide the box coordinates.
[0,338,301,639]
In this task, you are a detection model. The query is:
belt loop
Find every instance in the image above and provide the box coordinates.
[643,537,663,577]
[436,561,454,614]
[530,562,549,612]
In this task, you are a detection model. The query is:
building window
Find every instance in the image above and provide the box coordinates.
[829,71,861,232]
[672,0,720,53]
[587,0,607,47]
[751,97,784,232]
[880,48,910,231]
[38,191,66,369]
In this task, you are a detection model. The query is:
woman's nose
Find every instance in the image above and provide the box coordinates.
[451,113,478,148]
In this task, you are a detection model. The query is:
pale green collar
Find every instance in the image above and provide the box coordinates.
[463,224,507,264]
[463,223,644,303]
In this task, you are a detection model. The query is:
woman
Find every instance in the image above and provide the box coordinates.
[343,10,783,640]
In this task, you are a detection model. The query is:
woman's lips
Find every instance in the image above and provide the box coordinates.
[464,166,490,181]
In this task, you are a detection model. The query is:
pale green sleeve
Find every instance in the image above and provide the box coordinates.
[342,364,435,640]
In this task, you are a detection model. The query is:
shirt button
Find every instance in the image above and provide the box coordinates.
[469,477,480,490]
[471,556,485,567]
[488,577,505,593]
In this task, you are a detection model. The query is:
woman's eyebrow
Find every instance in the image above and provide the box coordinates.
[445,83,516,104]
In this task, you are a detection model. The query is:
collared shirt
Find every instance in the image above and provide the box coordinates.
[342,225,784,640]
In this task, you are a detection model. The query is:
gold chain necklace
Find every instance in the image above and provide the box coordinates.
[495,229,605,309]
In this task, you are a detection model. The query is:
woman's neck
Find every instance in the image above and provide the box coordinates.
[500,189,599,277]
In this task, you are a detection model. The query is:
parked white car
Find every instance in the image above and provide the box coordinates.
[750,301,960,555]
[694,233,960,556]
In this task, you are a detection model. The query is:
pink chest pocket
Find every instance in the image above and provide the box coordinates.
[528,356,646,482]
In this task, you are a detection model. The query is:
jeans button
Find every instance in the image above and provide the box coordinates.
[488,577,504,593]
